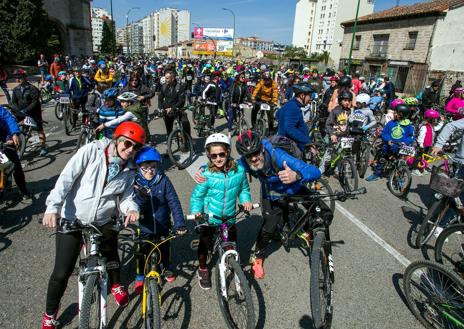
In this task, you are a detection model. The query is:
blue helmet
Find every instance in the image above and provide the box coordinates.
[102,88,118,100]
[45,74,53,81]
[135,146,161,165]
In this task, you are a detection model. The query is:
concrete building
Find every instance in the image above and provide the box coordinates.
[339,0,464,95]
[176,10,191,42]
[235,37,274,51]
[43,0,93,55]
[292,0,374,64]
[91,7,111,53]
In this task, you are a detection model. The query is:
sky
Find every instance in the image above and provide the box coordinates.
[91,0,429,44]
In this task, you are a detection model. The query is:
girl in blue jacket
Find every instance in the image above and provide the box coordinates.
[133,147,187,293]
[190,133,253,290]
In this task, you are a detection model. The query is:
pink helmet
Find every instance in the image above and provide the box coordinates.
[391,98,405,109]
[406,156,428,169]
[454,87,464,95]
[425,109,440,119]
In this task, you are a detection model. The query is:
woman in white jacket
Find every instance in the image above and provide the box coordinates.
[41,122,146,329]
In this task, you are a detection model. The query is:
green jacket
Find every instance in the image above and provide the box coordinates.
[126,103,149,138]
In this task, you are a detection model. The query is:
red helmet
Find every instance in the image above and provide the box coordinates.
[113,122,146,144]
[13,69,27,78]
[329,76,339,82]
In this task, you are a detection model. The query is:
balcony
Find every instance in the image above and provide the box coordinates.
[367,47,388,60]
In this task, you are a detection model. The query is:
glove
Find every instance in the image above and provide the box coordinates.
[362,125,369,132]
[176,226,188,236]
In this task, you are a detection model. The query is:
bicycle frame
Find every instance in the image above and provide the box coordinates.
[215,223,241,299]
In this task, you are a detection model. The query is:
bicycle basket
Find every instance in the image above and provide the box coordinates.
[429,166,464,197]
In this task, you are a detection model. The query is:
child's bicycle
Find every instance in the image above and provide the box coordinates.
[187,204,260,329]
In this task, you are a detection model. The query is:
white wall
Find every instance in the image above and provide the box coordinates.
[429,4,464,72]
[177,10,191,42]
[292,0,316,48]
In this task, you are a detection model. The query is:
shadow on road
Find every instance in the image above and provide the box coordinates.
[392,272,410,311]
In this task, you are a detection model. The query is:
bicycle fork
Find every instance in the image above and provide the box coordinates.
[218,249,241,298]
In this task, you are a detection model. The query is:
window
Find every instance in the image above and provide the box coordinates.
[353,35,361,50]
[405,31,418,50]
[372,34,389,57]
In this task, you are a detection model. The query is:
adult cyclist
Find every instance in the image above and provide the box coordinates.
[252,71,279,134]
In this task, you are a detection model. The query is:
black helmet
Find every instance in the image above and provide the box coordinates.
[236,130,262,156]
[293,82,314,96]
[338,90,353,102]
[395,104,411,118]
[338,76,352,88]
[431,80,440,88]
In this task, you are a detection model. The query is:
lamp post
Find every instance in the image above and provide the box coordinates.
[347,0,360,74]
[126,7,140,56]
[222,8,236,57]
[109,0,115,55]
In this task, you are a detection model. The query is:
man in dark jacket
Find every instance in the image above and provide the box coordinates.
[227,72,251,136]
[68,67,93,125]
[11,70,48,155]
[382,76,396,106]
[422,80,441,109]
[158,71,189,136]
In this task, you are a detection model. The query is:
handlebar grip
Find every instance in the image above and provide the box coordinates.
[252,203,260,209]
[356,187,367,194]
[186,214,196,220]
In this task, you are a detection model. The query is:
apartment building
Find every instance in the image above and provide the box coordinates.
[91,7,111,53]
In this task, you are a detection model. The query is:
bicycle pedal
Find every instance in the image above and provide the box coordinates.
[328,239,345,245]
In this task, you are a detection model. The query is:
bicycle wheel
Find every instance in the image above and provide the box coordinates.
[256,119,267,137]
[40,89,49,104]
[167,128,194,169]
[358,143,370,179]
[75,130,89,153]
[216,258,255,329]
[310,231,334,329]
[307,178,335,214]
[338,157,358,192]
[387,164,411,198]
[17,132,27,160]
[145,278,161,329]
[79,273,101,329]
[415,198,451,248]
[403,260,464,329]
[63,106,73,135]
[237,117,250,136]
[55,102,64,121]
[434,223,464,272]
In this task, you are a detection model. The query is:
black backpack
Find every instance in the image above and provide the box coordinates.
[265,135,303,174]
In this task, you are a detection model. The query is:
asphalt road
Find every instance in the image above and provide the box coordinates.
[0,96,431,329]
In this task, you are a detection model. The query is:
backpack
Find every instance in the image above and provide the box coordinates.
[266,135,303,174]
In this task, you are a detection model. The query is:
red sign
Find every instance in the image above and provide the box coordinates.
[193,27,204,39]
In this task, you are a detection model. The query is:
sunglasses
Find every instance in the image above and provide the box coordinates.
[209,152,227,160]
[246,150,262,160]
[119,138,143,151]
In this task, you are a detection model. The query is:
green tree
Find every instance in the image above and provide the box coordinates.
[100,19,115,55]
[0,0,51,63]
[282,46,307,59]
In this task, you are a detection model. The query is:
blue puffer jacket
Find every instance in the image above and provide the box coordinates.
[0,106,20,142]
[276,97,310,151]
[190,162,251,225]
[381,119,415,153]
[134,172,185,236]
[239,140,321,200]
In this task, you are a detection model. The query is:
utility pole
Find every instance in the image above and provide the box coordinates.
[110,0,115,55]
[347,0,361,74]
[126,7,140,57]
[222,8,236,57]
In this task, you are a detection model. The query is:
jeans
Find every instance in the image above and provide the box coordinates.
[227,105,236,132]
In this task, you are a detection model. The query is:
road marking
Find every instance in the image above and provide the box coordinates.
[335,203,411,267]
[186,154,208,179]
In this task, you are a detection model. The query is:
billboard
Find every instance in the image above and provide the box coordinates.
[192,40,233,56]
[193,27,234,41]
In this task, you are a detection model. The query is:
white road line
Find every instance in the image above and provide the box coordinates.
[335,203,412,267]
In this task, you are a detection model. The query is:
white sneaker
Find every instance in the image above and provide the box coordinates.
[412,169,423,177]
[433,226,444,238]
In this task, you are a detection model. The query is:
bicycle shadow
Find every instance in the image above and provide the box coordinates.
[56,302,79,327]
[299,314,315,329]
[391,272,410,310]
[403,205,424,249]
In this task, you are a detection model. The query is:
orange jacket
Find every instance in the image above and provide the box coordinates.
[252,80,278,105]
[49,63,62,78]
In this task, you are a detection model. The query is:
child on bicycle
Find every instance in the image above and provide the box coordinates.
[96,87,125,139]
[133,146,187,293]
[189,133,253,290]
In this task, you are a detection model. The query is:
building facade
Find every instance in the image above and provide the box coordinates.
[292,0,317,53]
[176,10,191,43]
[91,7,111,53]
[235,37,274,51]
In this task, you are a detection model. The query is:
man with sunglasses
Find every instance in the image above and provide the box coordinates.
[41,122,145,328]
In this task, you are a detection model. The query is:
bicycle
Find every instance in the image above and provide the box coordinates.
[434,223,464,272]
[59,94,77,136]
[53,93,70,121]
[279,187,366,329]
[386,144,414,198]
[74,110,98,153]
[187,204,259,329]
[40,85,55,104]
[403,260,464,329]
[163,109,194,169]
[254,101,274,137]
[54,218,124,329]
[230,103,251,137]
[190,99,214,138]
[0,142,15,203]
[352,134,372,179]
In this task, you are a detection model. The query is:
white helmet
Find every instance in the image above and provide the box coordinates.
[205,133,230,148]
[117,92,138,102]
[356,93,371,105]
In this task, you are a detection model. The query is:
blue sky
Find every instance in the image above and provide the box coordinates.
[92,0,428,44]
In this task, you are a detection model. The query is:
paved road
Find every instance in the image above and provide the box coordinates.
[0,97,430,328]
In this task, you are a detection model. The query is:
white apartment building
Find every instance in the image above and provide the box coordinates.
[176,10,191,42]
[91,7,111,53]
[292,0,374,65]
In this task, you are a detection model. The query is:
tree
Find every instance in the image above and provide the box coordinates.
[0,0,51,63]
[282,46,307,59]
[100,19,115,55]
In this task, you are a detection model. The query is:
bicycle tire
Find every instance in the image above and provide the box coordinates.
[338,157,358,192]
[216,258,255,329]
[237,117,250,136]
[40,88,49,104]
[75,130,88,153]
[415,198,450,248]
[191,105,199,125]
[358,144,370,179]
[434,223,464,271]
[145,278,161,329]
[403,260,464,329]
[310,231,334,329]
[18,132,27,160]
[387,164,411,198]
[55,102,64,121]
[63,106,73,136]
[167,128,194,169]
[79,273,101,329]
[256,119,267,137]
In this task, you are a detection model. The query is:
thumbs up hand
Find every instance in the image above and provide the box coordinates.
[278,161,299,185]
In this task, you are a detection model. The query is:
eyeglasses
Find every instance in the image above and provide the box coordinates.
[140,165,157,172]
[246,150,262,160]
[119,138,143,152]
[209,152,227,160]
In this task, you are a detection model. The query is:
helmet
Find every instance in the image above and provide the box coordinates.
[113,121,146,144]
[262,71,271,80]
[100,63,107,69]
[13,69,27,78]
[205,133,230,148]
[236,130,262,156]
[58,71,67,77]
[338,76,352,88]
[89,59,96,64]
[293,82,314,95]
[391,98,405,109]
[260,64,267,71]
[425,109,440,119]
[303,67,310,72]
[431,80,440,87]
[404,97,419,106]
[205,63,212,69]
[359,76,366,81]
[338,90,353,102]
[454,87,464,95]
[45,74,53,81]
[329,75,339,82]
[102,87,119,100]
[135,146,161,164]
[72,66,81,72]
[356,93,371,105]
[395,104,411,118]
[117,92,138,102]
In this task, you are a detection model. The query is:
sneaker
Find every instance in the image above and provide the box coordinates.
[252,258,265,280]
[197,267,211,290]
[366,174,380,182]
[42,311,59,329]
[39,147,48,156]
[164,269,177,283]
[412,169,423,177]
[21,191,33,200]
[111,283,129,307]
[133,275,144,295]
[433,226,444,238]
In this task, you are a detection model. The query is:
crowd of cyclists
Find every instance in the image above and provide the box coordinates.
[0,53,462,328]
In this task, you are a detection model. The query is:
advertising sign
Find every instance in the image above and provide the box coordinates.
[193,27,234,41]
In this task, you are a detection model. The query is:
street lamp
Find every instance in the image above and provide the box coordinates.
[347,0,360,74]
[109,0,115,55]
[126,7,140,56]
[222,8,236,57]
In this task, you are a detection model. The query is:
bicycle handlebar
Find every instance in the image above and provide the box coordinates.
[186,203,260,222]
[285,187,367,203]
